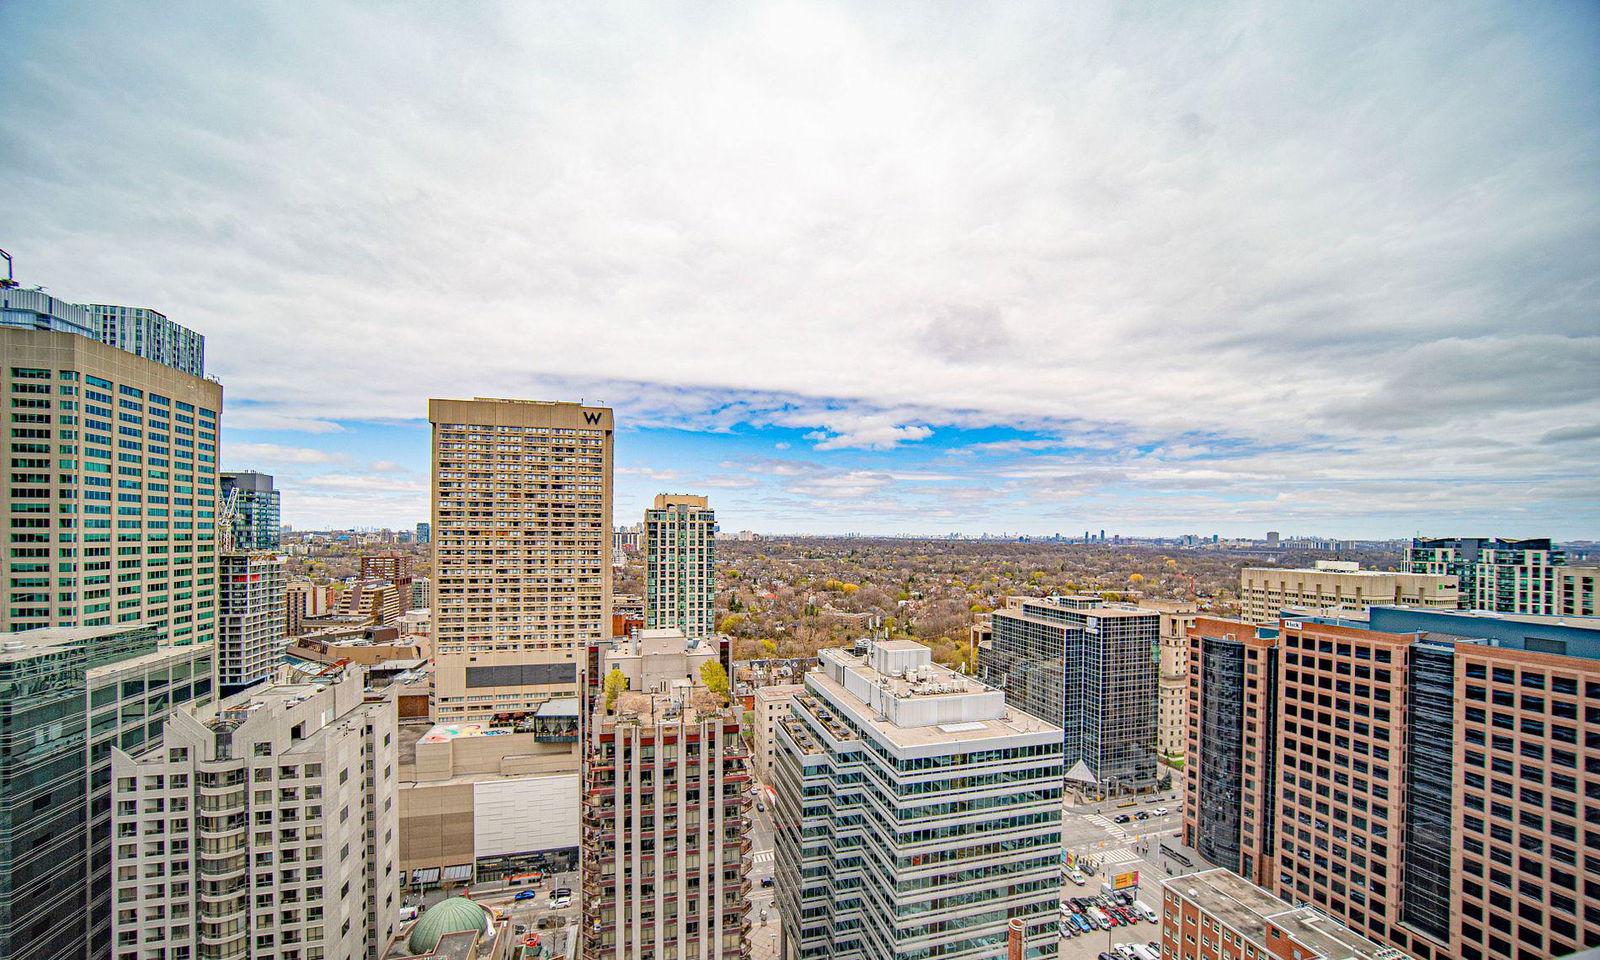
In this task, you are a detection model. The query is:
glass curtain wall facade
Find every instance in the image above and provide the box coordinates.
[978,595,1159,794]
[1195,637,1244,872]
[0,625,213,960]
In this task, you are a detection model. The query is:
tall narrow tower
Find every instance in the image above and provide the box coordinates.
[644,494,716,640]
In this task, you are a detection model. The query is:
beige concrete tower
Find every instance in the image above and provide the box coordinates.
[428,399,613,722]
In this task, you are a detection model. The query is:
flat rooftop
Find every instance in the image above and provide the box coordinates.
[1169,869,1404,960]
[808,653,1058,751]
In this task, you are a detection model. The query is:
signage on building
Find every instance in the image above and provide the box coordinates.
[1112,870,1140,890]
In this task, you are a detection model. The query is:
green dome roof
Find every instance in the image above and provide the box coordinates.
[408,897,490,954]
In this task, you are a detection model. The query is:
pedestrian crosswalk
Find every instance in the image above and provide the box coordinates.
[1100,847,1141,865]
[1083,814,1132,841]
[752,850,775,864]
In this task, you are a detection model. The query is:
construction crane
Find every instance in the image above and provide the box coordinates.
[216,485,240,552]
[0,248,17,289]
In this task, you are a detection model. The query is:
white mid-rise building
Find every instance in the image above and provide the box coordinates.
[750,683,804,784]
[110,669,400,960]
[217,551,287,692]
[774,639,1063,960]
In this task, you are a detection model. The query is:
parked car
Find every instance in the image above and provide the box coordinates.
[760,877,775,888]
[1114,945,1139,960]
[1112,814,1131,823]
[1135,901,1159,923]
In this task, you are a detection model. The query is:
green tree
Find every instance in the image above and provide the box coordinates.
[603,667,628,713]
[700,659,731,699]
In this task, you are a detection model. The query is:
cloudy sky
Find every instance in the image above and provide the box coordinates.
[4,2,1598,537]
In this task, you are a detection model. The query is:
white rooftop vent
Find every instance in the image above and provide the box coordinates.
[937,721,985,733]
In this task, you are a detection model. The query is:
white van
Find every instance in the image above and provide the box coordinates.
[1135,900,1159,923]
[1133,945,1161,960]
[397,906,419,923]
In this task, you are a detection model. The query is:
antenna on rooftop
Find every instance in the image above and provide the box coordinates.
[0,249,17,289]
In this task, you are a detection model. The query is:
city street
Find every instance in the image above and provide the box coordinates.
[747,784,782,960]
[1053,779,1204,959]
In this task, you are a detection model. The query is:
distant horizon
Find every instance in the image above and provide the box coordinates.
[281,523,1600,546]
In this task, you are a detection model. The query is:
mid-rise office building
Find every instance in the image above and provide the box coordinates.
[88,304,206,377]
[1240,561,1459,623]
[750,683,805,783]
[339,578,405,626]
[216,551,287,693]
[414,521,430,545]
[0,625,214,960]
[284,579,334,637]
[1184,606,1600,960]
[360,552,414,610]
[644,494,716,640]
[1144,599,1199,762]
[220,471,281,551]
[775,639,1063,960]
[411,575,433,610]
[3,329,222,645]
[429,398,612,722]
[978,594,1161,795]
[1558,565,1599,616]
[581,628,748,960]
[110,668,399,960]
[1161,868,1398,960]
[1405,537,1566,614]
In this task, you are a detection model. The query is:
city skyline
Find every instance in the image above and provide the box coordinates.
[4,2,1597,538]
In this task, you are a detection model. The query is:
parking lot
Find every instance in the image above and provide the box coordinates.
[1053,781,1201,959]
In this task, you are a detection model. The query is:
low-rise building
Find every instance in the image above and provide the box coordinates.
[775,639,1063,960]
[1161,868,1398,960]
[397,708,581,892]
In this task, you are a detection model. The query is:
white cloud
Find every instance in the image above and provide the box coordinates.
[225,443,348,468]
[3,1,1597,534]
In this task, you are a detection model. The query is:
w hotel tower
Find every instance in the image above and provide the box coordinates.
[428,399,613,722]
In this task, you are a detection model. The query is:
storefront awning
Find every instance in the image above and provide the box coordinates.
[442,864,473,882]
[411,867,440,885]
